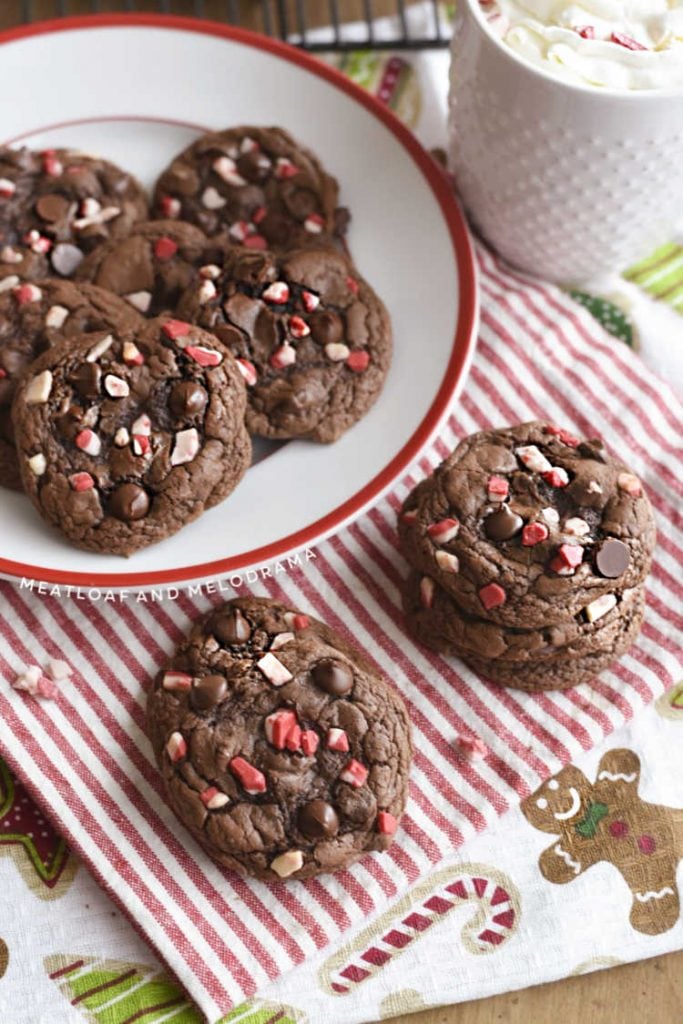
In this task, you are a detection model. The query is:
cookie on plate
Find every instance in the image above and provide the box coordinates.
[402,569,646,690]
[0,146,148,279]
[75,219,224,318]
[152,126,348,253]
[0,278,143,490]
[177,246,391,442]
[398,421,656,629]
[147,596,412,880]
[12,316,251,555]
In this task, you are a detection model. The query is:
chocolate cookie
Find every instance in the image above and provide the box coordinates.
[403,569,646,690]
[146,596,412,880]
[0,278,143,490]
[152,126,348,253]
[177,246,391,441]
[75,220,224,318]
[0,146,148,279]
[12,316,251,555]
[398,422,656,629]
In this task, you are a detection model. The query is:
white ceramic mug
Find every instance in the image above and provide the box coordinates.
[448,0,683,284]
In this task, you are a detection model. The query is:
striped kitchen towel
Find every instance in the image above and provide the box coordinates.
[0,242,681,1023]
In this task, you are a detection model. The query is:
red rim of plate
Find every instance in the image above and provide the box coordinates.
[0,13,478,588]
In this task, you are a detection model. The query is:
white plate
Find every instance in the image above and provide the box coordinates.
[0,15,478,589]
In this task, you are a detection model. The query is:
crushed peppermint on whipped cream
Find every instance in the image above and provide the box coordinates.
[479,0,683,90]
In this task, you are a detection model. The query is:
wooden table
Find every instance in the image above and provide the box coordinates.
[0,3,680,1021]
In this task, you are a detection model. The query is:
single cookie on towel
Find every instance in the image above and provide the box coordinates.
[0,146,148,279]
[146,596,412,881]
[12,316,251,555]
[0,278,143,490]
[398,421,656,630]
[177,245,391,441]
[402,569,646,690]
[152,125,348,252]
[74,219,225,317]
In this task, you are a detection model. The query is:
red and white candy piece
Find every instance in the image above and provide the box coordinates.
[556,543,583,569]
[262,281,290,305]
[301,290,320,312]
[545,424,580,447]
[125,290,152,314]
[154,236,178,261]
[584,593,617,622]
[549,557,574,576]
[257,652,293,687]
[171,428,200,467]
[588,479,603,495]
[166,732,187,763]
[42,150,63,176]
[487,475,509,501]
[80,197,101,218]
[271,631,294,651]
[0,178,16,197]
[28,453,47,476]
[252,205,267,225]
[159,195,181,219]
[123,341,144,366]
[104,374,129,399]
[132,414,151,437]
[213,155,247,186]
[86,334,113,362]
[515,445,552,474]
[75,429,101,457]
[200,786,230,810]
[435,550,460,573]
[230,756,266,794]
[427,518,459,544]
[197,279,217,304]
[401,509,418,525]
[301,730,319,756]
[240,136,259,153]
[244,234,267,251]
[236,358,258,386]
[25,370,53,405]
[377,811,397,836]
[271,850,304,878]
[346,351,370,373]
[542,467,569,488]
[162,319,191,342]
[201,186,226,210]
[274,157,299,179]
[46,658,72,681]
[284,612,310,631]
[185,345,222,367]
[564,517,590,537]
[419,576,435,609]
[325,342,350,362]
[611,31,647,49]
[229,220,253,243]
[270,343,296,370]
[304,213,324,234]
[340,759,368,788]
[541,507,560,528]
[69,472,95,492]
[12,666,41,695]
[479,582,506,610]
[617,472,642,497]
[199,263,221,280]
[346,276,359,296]
[162,671,193,692]
[289,315,310,338]
[73,205,120,230]
[0,246,23,264]
[455,734,488,760]
[0,275,19,293]
[327,728,350,753]
[24,230,52,255]
[521,522,548,547]
[265,709,299,750]
[45,305,69,329]
[14,283,42,306]
[114,427,130,447]
[132,435,151,457]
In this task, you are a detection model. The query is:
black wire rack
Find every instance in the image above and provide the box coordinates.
[10,2,450,50]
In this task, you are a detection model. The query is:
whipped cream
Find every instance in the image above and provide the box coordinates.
[480,0,683,89]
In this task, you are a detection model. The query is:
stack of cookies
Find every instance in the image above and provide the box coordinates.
[0,126,391,555]
[398,422,656,691]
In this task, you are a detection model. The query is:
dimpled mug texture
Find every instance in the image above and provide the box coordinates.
[448,0,683,283]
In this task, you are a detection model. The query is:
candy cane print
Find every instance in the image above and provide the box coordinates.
[319,862,521,996]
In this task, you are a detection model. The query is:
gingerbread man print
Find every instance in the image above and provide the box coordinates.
[522,749,683,935]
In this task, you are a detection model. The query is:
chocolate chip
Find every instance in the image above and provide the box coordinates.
[212,608,251,644]
[311,658,354,696]
[69,362,101,400]
[51,242,83,276]
[298,799,340,840]
[310,310,343,346]
[484,506,524,541]
[595,538,630,578]
[191,674,227,711]
[35,193,70,223]
[169,381,207,418]
[109,483,150,522]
